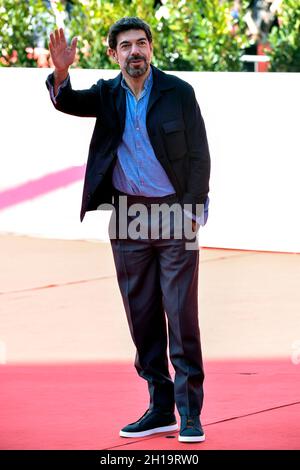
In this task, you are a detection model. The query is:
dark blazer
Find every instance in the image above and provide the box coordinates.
[46,65,210,221]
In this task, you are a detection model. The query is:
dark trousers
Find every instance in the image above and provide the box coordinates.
[109,192,204,416]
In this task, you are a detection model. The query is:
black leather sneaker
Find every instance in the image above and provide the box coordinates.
[178,415,205,442]
[119,409,178,438]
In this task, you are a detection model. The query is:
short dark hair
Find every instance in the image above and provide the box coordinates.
[108,17,152,50]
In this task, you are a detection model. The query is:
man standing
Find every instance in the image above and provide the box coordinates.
[47,17,210,443]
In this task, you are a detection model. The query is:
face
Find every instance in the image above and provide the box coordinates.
[110,29,153,78]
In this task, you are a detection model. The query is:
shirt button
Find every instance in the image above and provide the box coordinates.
[136,127,140,131]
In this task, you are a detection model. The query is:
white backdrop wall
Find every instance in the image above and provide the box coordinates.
[0,68,299,252]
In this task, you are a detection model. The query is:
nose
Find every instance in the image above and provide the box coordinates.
[130,43,140,55]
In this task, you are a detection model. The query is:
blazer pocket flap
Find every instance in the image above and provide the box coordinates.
[162,119,185,134]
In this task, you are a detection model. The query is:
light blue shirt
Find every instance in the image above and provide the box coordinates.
[48,70,209,225]
[112,69,175,196]
[112,68,209,225]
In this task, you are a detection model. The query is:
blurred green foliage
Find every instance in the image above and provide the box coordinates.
[0,0,55,66]
[150,0,250,71]
[68,0,250,71]
[267,0,300,72]
[0,0,298,71]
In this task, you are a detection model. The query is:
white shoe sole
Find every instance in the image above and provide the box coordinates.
[178,434,206,443]
[119,423,178,438]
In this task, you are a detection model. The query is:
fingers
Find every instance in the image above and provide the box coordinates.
[70,36,78,51]
[49,28,67,48]
[49,41,54,57]
[59,28,67,47]
[49,27,77,66]
[54,28,60,45]
[49,32,56,48]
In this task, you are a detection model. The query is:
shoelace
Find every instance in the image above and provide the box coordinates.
[186,418,194,429]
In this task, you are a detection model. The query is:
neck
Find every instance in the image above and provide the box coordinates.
[123,66,151,99]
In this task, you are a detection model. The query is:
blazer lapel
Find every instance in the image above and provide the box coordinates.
[109,72,126,134]
[114,86,126,134]
[147,65,174,116]
[109,65,174,127]
[147,84,162,116]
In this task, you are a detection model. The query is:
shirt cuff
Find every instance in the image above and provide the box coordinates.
[183,196,209,226]
[47,74,70,105]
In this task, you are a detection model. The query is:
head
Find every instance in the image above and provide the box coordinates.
[107,17,153,78]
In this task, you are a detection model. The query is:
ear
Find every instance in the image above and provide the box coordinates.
[107,47,118,63]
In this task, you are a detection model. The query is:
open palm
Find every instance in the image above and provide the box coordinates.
[49,28,78,71]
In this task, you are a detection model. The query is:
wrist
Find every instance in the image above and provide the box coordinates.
[54,68,69,82]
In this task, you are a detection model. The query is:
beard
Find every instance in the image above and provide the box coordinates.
[125,55,149,77]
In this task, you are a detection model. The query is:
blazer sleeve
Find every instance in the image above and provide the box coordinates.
[45,72,101,118]
[181,84,211,209]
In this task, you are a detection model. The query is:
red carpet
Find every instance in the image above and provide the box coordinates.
[0,360,299,450]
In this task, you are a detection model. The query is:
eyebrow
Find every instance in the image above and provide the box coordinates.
[119,37,148,46]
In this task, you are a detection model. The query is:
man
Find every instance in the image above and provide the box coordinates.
[47,17,210,443]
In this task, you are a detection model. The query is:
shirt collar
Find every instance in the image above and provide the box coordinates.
[121,67,153,96]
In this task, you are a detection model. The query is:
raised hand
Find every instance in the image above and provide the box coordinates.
[49,28,78,72]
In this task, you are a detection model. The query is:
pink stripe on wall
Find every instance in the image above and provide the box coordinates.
[0,165,86,210]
